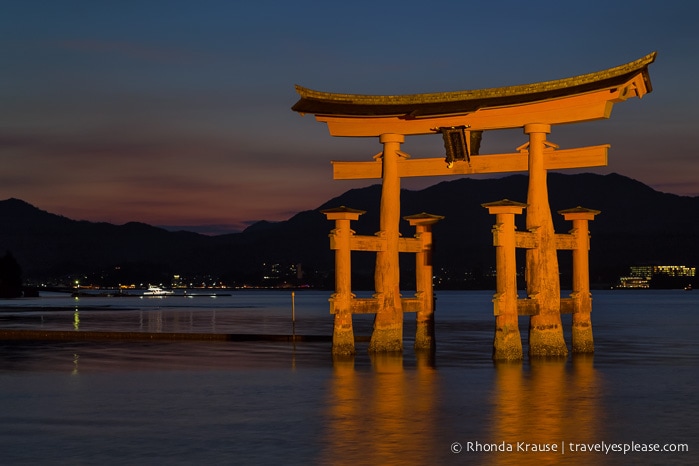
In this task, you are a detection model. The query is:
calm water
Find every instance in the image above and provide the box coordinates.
[0,290,697,465]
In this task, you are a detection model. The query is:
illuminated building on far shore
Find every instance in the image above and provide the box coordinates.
[617,265,696,289]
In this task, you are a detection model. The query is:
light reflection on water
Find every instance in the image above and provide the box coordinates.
[0,290,696,465]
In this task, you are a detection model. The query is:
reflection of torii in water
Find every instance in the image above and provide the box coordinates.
[293,52,656,358]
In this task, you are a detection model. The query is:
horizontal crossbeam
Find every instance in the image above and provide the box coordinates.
[329,234,423,253]
[555,233,578,250]
[329,297,421,314]
[333,145,608,180]
[491,231,586,250]
[513,297,575,316]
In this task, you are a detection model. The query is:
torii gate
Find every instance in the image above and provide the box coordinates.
[292,52,655,358]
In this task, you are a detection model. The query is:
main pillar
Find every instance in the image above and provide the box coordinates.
[369,134,405,353]
[559,207,600,353]
[524,124,568,357]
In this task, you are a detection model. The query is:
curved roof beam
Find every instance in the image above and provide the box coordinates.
[292,52,656,136]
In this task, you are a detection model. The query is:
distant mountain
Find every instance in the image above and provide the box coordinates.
[1,173,698,289]
[312,172,699,288]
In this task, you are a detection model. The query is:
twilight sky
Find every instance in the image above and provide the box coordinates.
[2,0,698,234]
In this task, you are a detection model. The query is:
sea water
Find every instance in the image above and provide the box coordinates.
[0,290,696,465]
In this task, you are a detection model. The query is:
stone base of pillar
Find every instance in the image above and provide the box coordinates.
[332,339,355,356]
[493,323,523,360]
[332,315,356,356]
[414,320,435,351]
[368,326,403,353]
[528,322,568,357]
[572,321,594,353]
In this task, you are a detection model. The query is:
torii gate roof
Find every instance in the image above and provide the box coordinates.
[292,53,655,119]
[293,53,656,177]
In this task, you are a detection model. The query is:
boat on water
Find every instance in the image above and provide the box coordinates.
[143,286,175,296]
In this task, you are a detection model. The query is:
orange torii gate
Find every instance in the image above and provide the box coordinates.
[292,52,655,358]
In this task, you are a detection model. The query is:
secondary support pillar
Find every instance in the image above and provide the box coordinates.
[559,207,600,353]
[370,133,405,353]
[524,124,568,357]
[322,206,365,356]
[483,200,526,360]
[404,213,443,351]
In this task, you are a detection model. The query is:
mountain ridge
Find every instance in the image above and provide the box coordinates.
[1,173,697,289]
